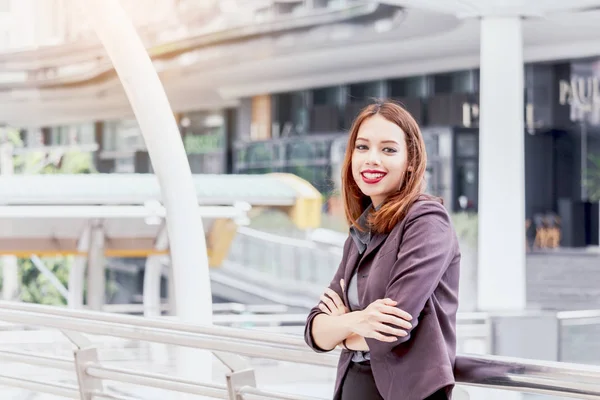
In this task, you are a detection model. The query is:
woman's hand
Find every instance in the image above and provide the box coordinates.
[350,298,413,342]
[318,279,349,316]
[340,333,370,352]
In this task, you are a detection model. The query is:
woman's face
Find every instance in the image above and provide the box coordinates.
[351,114,408,208]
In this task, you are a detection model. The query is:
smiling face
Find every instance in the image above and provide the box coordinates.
[351,114,408,208]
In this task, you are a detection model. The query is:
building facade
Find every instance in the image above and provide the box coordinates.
[229,61,600,249]
[2,0,600,251]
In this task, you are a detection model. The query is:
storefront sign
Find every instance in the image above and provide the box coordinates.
[184,133,223,154]
[559,76,600,112]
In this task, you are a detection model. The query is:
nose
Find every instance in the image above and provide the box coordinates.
[366,148,381,166]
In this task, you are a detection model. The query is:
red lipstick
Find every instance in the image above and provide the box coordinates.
[361,170,387,184]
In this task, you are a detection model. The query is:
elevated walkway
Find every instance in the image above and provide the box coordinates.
[0,172,321,260]
[0,173,322,312]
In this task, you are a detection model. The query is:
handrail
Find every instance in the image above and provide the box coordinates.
[558,309,600,327]
[455,355,600,398]
[237,227,322,248]
[0,301,305,347]
[0,349,73,370]
[86,364,230,399]
[0,301,599,399]
[0,375,79,399]
[212,312,490,326]
[0,307,334,365]
[558,310,600,319]
[102,302,290,314]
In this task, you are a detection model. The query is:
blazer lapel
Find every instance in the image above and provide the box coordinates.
[341,232,388,308]
[361,232,389,261]
[342,245,360,307]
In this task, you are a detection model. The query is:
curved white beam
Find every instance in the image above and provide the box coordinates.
[81,0,213,389]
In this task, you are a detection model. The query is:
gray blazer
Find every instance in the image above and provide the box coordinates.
[304,199,461,400]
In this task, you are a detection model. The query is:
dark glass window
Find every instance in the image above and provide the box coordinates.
[274,91,309,136]
[456,134,478,157]
[312,86,340,106]
[433,71,475,94]
[388,76,428,98]
[348,81,381,103]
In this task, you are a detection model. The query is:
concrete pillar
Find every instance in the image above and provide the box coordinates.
[86,224,105,311]
[143,225,169,317]
[477,16,526,311]
[68,226,91,309]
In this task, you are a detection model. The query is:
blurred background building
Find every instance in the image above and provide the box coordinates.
[1,0,600,311]
[1,1,600,399]
[1,0,599,247]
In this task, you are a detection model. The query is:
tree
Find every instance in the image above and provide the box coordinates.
[19,257,72,306]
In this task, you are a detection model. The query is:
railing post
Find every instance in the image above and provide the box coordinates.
[226,369,257,400]
[213,351,257,400]
[74,348,103,400]
[61,331,104,399]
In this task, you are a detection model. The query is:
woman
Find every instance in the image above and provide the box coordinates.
[304,101,460,400]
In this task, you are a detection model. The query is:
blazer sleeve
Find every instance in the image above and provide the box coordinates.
[365,201,457,358]
[304,235,352,353]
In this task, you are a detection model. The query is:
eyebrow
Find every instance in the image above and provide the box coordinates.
[356,137,399,145]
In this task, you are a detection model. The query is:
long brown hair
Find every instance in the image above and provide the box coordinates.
[341,100,431,234]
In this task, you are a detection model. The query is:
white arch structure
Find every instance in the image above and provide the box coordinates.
[79,0,213,389]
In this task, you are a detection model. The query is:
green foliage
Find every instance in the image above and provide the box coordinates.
[585,154,600,202]
[450,212,478,248]
[18,257,71,306]
[13,150,96,175]
[6,129,23,146]
[184,133,223,154]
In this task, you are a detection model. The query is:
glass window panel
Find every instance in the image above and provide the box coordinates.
[102,121,117,151]
[348,81,381,103]
[433,71,474,94]
[312,86,340,106]
[455,159,478,210]
[77,123,96,145]
[456,134,478,157]
[389,76,428,98]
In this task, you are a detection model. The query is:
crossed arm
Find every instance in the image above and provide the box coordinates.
[306,202,456,355]
[311,284,412,352]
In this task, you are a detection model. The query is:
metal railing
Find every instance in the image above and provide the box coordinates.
[558,310,600,365]
[229,227,343,287]
[101,302,290,315]
[0,301,598,399]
